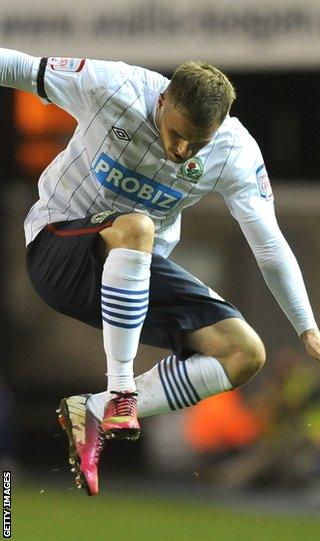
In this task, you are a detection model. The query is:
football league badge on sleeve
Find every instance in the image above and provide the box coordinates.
[49,57,86,72]
[177,157,204,182]
[256,163,273,200]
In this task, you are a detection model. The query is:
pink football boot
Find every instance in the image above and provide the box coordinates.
[57,394,105,496]
[101,390,140,441]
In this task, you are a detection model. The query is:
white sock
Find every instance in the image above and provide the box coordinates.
[101,247,151,392]
[87,353,232,420]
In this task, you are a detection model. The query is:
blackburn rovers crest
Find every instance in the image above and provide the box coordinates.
[177,157,204,182]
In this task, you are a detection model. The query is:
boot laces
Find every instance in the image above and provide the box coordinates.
[110,391,138,417]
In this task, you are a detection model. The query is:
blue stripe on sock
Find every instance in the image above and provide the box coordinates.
[101,285,149,295]
[181,360,201,403]
[174,356,198,406]
[101,308,148,321]
[163,357,183,410]
[167,356,191,408]
[158,362,176,411]
[101,301,149,312]
[102,316,144,329]
[101,293,149,304]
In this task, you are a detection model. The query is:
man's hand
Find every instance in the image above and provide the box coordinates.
[300,328,320,361]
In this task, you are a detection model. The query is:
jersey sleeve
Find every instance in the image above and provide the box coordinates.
[216,132,274,224]
[1,49,165,121]
[216,134,317,335]
[0,48,102,117]
[35,56,102,118]
[0,47,40,94]
[37,57,164,120]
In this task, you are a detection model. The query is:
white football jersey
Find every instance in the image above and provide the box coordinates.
[24,56,273,257]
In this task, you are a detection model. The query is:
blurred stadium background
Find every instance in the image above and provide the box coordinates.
[1,1,320,539]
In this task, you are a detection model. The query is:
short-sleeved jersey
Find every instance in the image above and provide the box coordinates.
[24,57,273,257]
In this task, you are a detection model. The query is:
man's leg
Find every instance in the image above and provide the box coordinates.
[47,231,264,495]
[62,315,264,495]
[88,317,266,419]
[39,212,155,494]
[96,213,155,439]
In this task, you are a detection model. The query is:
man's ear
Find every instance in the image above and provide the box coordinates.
[158,92,165,109]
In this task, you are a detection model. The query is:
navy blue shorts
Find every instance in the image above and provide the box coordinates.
[26,212,243,356]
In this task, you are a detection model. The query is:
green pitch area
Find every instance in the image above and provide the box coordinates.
[13,485,320,541]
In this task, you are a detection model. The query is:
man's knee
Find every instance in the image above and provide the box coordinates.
[232,333,266,385]
[99,213,155,253]
[184,318,266,388]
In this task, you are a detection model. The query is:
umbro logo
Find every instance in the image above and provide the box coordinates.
[111,125,131,141]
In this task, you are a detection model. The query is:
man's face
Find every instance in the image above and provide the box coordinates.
[156,93,220,164]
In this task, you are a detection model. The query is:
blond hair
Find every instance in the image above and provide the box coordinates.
[167,61,236,126]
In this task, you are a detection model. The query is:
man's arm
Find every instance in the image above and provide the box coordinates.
[0,47,97,117]
[0,48,39,93]
[217,130,319,362]
[239,212,320,361]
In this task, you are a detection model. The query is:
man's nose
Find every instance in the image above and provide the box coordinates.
[176,141,192,159]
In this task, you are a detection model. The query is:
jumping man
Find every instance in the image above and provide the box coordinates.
[1,49,319,495]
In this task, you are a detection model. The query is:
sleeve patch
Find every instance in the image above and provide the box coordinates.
[256,164,273,200]
[48,57,86,73]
